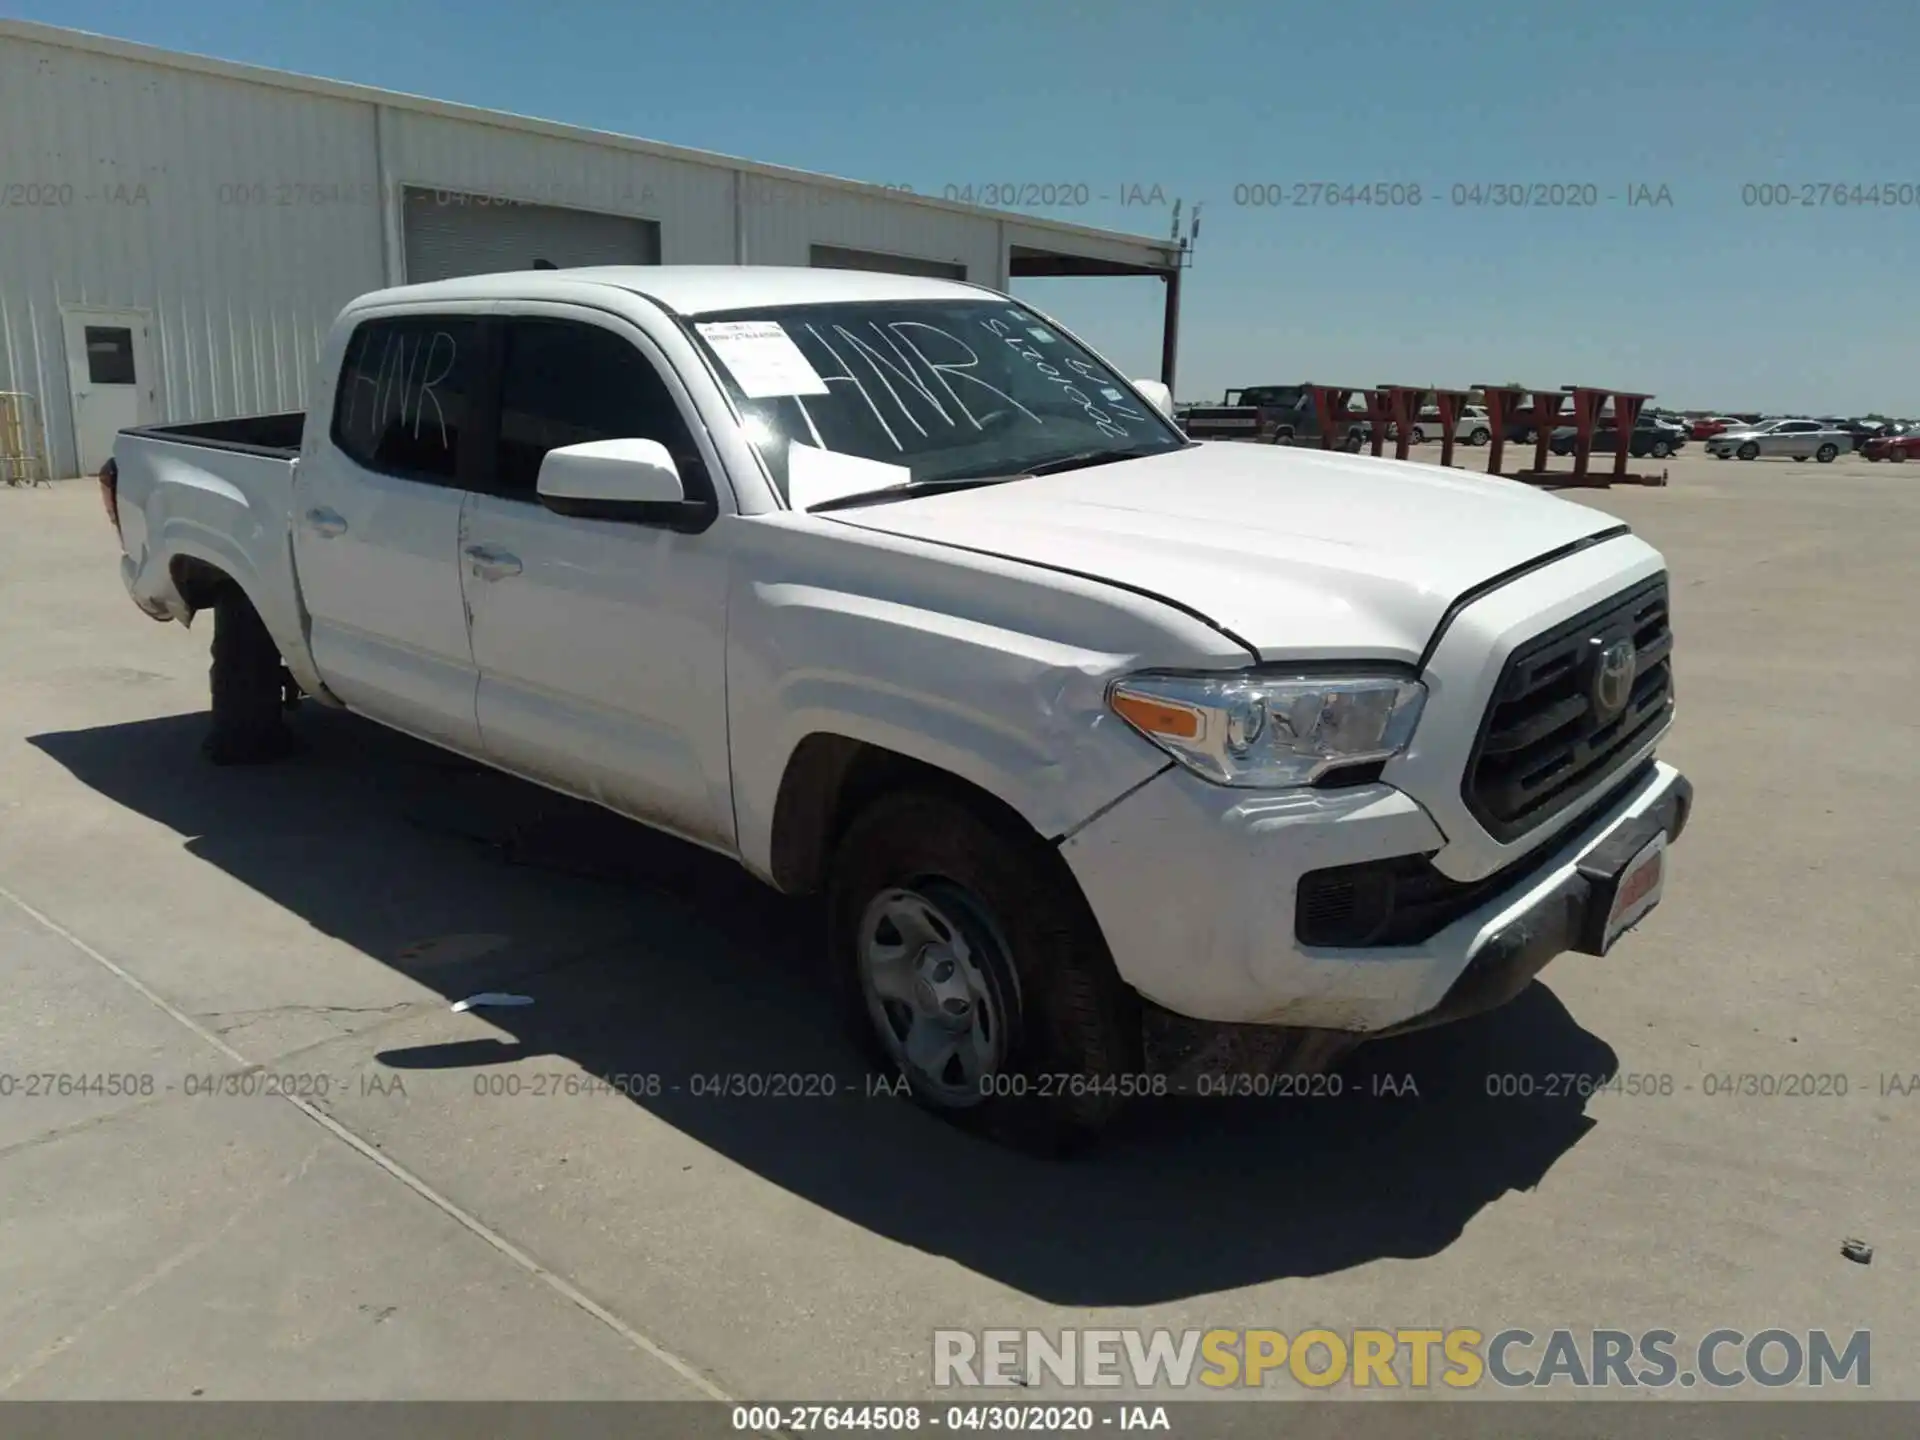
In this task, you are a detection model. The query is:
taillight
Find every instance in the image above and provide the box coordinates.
[99,458,120,534]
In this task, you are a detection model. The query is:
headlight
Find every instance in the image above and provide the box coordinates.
[1107,671,1426,788]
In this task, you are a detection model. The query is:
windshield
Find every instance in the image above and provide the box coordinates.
[684,299,1187,500]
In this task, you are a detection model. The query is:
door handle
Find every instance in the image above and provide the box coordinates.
[304,507,347,537]
[464,545,523,581]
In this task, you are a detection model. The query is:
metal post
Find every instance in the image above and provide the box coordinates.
[1530,391,1560,475]
[1432,388,1470,470]
[1159,267,1181,392]
[1387,386,1417,461]
[1613,392,1645,482]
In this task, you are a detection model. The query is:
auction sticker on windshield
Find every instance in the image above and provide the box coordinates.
[697,320,831,398]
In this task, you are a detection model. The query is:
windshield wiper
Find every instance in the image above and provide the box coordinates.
[1019,443,1180,477]
[804,476,1015,514]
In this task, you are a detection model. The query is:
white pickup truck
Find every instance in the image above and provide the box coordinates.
[103,265,1691,1151]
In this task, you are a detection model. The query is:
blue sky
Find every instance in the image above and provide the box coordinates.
[14,0,1917,414]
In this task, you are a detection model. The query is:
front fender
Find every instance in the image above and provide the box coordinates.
[730,580,1168,883]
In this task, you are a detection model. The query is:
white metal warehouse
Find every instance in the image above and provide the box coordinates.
[0,18,1185,480]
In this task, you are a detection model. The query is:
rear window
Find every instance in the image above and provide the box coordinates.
[331,315,481,483]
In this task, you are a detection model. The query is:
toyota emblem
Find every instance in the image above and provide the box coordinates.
[1592,638,1638,719]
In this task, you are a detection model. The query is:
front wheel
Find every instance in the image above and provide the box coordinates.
[1409,426,1427,445]
[1737,442,1760,461]
[1468,427,1491,445]
[1651,440,1672,459]
[1792,455,1807,463]
[1891,449,1908,463]
[1816,443,1838,463]
[828,792,1143,1154]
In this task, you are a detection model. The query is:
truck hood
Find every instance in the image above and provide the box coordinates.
[824,442,1627,663]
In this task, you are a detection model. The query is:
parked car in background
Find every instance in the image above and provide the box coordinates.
[1549,417,1686,459]
[1706,419,1851,462]
[1382,405,1495,445]
[1689,416,1744,439]
[1178,385,1369,449]
[1862,431,1920,462]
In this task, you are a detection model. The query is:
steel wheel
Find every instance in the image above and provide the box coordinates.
[856,882,1011,1108]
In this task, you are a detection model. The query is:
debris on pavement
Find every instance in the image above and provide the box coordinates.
[451,992,535,1013]
[1841,1238,1873,1265]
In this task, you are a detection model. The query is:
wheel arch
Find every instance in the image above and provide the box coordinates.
[768,733,1061,896]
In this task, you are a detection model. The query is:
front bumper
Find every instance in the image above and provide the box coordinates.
[1061,759,1691,1034]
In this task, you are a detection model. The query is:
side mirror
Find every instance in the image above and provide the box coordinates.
[1131,379,1174,418]
[535,439,710,530]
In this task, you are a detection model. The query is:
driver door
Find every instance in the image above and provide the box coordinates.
[459,309,736,851]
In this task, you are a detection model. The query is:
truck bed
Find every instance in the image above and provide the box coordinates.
[121,411,306,459]
[112,410,324,701]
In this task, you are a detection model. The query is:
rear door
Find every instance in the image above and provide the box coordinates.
[459,307,736,850]
[293,309,487,752]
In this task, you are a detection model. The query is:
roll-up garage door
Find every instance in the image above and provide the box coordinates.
[403,187,662,282]
[809,244,967,280]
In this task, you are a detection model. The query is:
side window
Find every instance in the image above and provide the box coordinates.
[331,315,478,483]
[493,318,701,499]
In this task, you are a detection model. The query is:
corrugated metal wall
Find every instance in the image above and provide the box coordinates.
[0,35,383,477]
[739,172,1002,278]
[2,26,1164,478]
[379,107,737,268]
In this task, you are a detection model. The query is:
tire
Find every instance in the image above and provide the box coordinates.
[827,790,1144,1155]
[1469,427,1491,445]
[1816,444,1838,463]
[1343,431,1365,453]
[204,585,300,765]
[1409,427,1427,445]
[1867,453,1882,462]
[1737,442,1759,461]
[1891,449,1908,463]
[1651,440,1672,459]
[1792,455,1807,463]
[1270,428,1295,447]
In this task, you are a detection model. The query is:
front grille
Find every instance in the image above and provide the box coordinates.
[1297,761,1657,947]
[1462,575,1673,842]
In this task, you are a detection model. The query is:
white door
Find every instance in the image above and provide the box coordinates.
[62,307,156,476]
[292,310,484,753]
[461,309,735,850]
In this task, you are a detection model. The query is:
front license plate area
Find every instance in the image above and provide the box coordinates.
[1600,834,1666,951]
[1572,816,1670,956]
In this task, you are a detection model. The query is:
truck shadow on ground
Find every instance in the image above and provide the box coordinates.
[33,705,1621,1306]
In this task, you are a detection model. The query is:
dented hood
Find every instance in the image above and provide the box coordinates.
[825,441,1626,663]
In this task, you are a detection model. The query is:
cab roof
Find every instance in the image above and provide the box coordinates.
[351,265,991,318]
